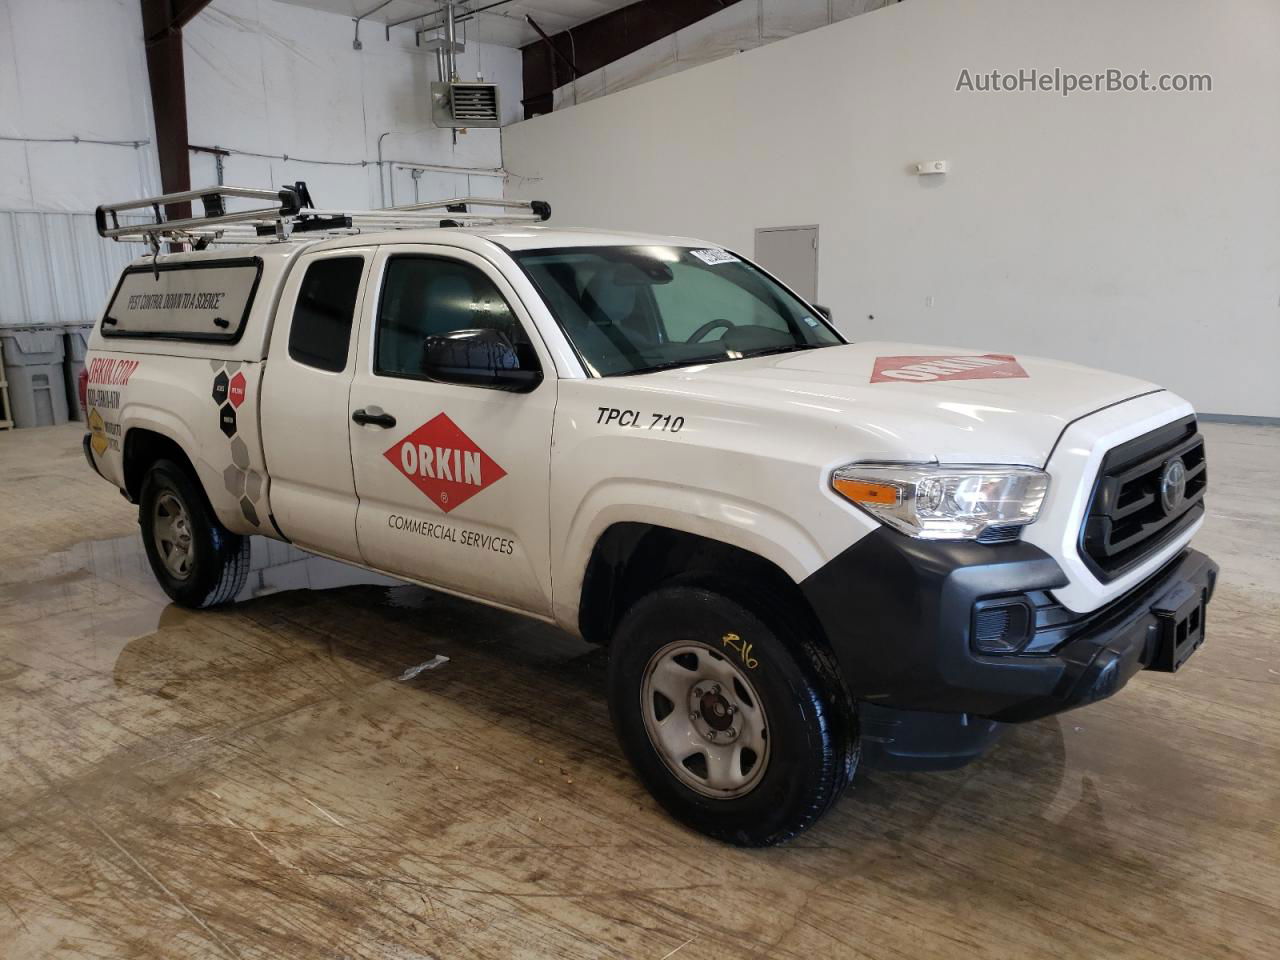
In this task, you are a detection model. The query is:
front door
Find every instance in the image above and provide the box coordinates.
[348,245,556,616]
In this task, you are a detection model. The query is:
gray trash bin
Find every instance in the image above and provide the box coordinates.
[0,327,69,429]
[63,324,94,421]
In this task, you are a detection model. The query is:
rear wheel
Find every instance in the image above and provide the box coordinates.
[139,459,250,608]
[608,585,857,846]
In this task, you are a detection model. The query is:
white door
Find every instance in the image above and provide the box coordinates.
[261,248,372,558]
[754,226,819,303]
[348,244,557,615]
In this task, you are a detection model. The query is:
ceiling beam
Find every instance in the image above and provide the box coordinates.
[141,0,212,39]
[520,0,738,118]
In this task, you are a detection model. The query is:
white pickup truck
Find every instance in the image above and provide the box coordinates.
[82,186,1218,846]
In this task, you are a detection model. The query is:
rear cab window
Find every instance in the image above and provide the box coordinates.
[102,258,263,342]
[288,256,365,372]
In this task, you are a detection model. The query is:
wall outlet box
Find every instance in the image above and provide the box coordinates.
[917,160,950,175]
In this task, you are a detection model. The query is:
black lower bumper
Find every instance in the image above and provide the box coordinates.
[802,529,1218,740]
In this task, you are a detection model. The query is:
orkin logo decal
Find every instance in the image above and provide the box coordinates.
[870,353,1029,383]
[86,357,140,386]
[384,413,506,514]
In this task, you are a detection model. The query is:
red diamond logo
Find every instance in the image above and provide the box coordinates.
[383,413,506,513]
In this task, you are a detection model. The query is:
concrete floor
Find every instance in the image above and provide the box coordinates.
[0,421,1276,960]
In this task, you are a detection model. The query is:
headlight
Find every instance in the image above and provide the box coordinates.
[831,464,1049,540]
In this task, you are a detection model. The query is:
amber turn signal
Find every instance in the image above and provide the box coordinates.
[832,477,900,505]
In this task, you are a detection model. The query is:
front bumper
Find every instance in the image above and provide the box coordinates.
[800,528,1218,726]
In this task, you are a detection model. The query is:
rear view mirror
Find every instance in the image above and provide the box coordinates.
[422,328,542,392]
[812,304,833,322]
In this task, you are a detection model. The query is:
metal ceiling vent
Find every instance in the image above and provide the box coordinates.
[428,2,501,128]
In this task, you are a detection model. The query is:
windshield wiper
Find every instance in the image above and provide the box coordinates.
[613,343,829,377]
[614,357,733,377]
[733,343,826,360]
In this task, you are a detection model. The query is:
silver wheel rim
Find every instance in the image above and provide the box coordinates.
[152,491,194,580]
[640,640,770,799]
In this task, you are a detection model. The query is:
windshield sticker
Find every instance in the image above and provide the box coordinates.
[871,354,1029,384]
[385,413,506,513]
[801,316,819,327]
[689,248,739,265]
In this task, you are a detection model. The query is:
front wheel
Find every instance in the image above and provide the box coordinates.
[139,459,250,608]
[608,586,858,846]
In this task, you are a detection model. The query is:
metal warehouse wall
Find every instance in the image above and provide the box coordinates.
[1,0,526,328]
[2,0,159,328]
[184,0,522,214]
[546,0,894,111]
[0,212,144,327]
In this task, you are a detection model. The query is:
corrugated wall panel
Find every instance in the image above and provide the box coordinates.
[0,210,146,327]
[0,214,26,325]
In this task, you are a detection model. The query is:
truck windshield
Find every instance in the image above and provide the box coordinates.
[513,245,842,376]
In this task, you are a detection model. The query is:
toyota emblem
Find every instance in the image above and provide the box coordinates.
[1159,458,1187,515]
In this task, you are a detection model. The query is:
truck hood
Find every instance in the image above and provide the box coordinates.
[638,341,1162,466]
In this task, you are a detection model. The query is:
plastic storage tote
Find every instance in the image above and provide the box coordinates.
[0,326,69,428]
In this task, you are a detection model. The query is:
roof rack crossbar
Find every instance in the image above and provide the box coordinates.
[95,185,302,239]
[94,184,552,246]
[389,196,544,213]
[410,197,551,222]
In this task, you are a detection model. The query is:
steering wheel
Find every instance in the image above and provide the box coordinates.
[686,319,733,343]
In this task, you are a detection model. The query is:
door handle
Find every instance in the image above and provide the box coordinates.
[352,406,397,428]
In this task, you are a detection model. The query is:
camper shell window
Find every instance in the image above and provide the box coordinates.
[101,258,263,343]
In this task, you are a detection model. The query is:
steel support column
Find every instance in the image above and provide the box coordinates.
[140,0,212,220]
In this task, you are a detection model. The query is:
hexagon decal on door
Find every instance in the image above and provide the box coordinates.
[228,371,247,408]
[223,463,246,497]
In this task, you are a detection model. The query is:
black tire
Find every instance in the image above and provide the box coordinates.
[139,459,250,608]
[608,585,858,846]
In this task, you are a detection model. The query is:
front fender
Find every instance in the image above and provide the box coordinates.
[553,478,830,630]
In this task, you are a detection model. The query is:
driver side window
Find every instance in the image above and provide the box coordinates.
[651,263,782,341]
[375,256,536,379]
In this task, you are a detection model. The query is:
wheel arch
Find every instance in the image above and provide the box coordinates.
[123,426,209,509]
[577,522,832,655]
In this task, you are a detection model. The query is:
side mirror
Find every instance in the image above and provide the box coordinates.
[422,328,542,392]
[812,304,833,322]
